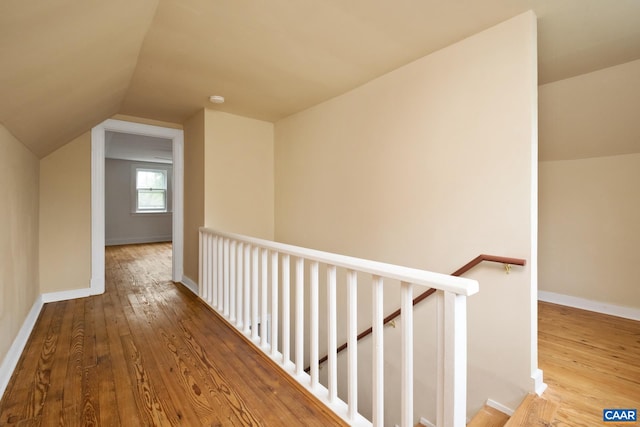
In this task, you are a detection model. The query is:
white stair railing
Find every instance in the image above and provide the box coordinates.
[198,228,478,427]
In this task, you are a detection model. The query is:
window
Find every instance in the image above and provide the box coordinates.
[135,168,167,212]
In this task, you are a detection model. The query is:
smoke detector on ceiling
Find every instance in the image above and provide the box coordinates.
[209,95,225,104]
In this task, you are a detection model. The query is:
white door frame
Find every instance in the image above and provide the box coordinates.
[91,119,184,295]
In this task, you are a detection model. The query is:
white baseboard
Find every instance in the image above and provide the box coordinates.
[105,235,172,246]
[531,368,547,396]
[0,295,44,399]
[42,287,92,303]
[180,276,198,295]
[539,290,640,321]
[418,417,436,427]
[486,398,515,416]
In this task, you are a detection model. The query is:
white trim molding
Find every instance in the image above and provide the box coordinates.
[180,276,199,295]
[92,119,184,293]
[91,127,106,295]
[42,288,92,303]
[486,399,515,416]
[171,132,184,281]
[539,290,640,321]
[530,368,547,396]
[106,235,172,247]
[418,417,436,427]
[0,296,43,399]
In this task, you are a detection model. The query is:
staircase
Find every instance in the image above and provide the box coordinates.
[466,394,559,427]
[199,227,531,427]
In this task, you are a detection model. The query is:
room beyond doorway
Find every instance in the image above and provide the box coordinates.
[105,131,174,247]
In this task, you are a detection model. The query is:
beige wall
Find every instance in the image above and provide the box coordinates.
[183,110,205,282]
[203,110,274,239]
[539,60,640,309]
[540,155,640,308]
[39,132,91,293]
[0,125,39,369]
[539,59,640,161]
[275,12,537,422]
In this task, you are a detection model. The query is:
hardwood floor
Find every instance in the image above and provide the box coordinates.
[539,301,640,427]
[0,243,345,426]
[4,245,638,426]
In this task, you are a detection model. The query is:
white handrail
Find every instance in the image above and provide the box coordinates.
[198,227,478,427]
[203,228,478,296]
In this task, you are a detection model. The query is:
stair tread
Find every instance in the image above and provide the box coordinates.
[504,393,558,427]
[467,404,510,427]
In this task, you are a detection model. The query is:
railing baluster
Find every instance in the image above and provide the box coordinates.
[271,250,279,357]
[230,240,236,322]
[251,246,259,341]
[208,235,214,306]
[437,290,444,427]
[282,254,291,365]
[224,239,230,316]
[203,232,209,302]
[243,244,251,334]
[261,248,268,348]
[236,242,243,329]
[310,261,319,387]
[401,281,413,427]
[327,264,337,403]
[372,275,384,427]
[217,237,223,310]
[212,235,218,307]
[347,269,358,421]
[295,257,304,375]
[199,230,204,299]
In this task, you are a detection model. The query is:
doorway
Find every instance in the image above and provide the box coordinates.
[91,119,184,295]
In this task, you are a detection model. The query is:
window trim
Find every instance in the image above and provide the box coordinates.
[131,164,172,214]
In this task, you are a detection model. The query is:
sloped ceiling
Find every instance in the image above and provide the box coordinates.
[1,0,640,158]
[0,0,159,157]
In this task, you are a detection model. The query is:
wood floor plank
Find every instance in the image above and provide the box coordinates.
[91,295,120,427]
[467,405,509,427]
[43,298,84,426]
[83,297,98,368]
[504,393,557,426]
[61,298,85,419]
[80,366,100,425]
[100,284,142,426]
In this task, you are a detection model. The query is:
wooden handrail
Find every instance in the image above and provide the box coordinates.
[450,254,526,276]
[308,254,526,371]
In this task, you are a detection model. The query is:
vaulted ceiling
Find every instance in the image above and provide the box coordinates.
[2,0,640,158]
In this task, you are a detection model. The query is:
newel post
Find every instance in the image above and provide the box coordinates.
[436,290,468,427]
